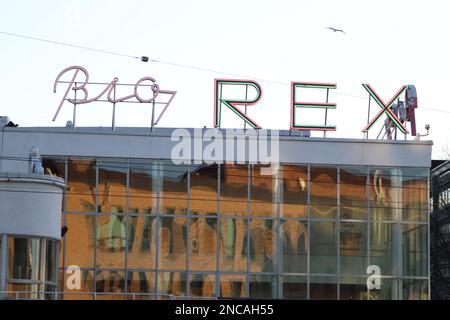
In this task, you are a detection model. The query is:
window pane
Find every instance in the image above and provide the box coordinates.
[220,164,248,217]
[340,222,367,275]
[368,278,398,300]
[340,276,368,300]
[340,166,368,220]
[249,219,276,273]
[98,159,127,215]
[370,223,398,276]
[282,275,307,299]
[189,273,216,297]
[46,240,58,283]
[7,283,44,300]
[220,218,247,272]
[310,276,337,300]
[65,214,95,268]
[402,168,428,222]
[128,159,157,215]
[249,275,277,299]
[281,165,308,218]
[220,274,247,298]
[127,215,156,269]
[370,168,401,221]
[159,161,188,215]
[95,269,126,299]
[190,164,218,215]
[159,216,187,270]
[403,279,428,300]
[96,214,126,269]
[249,165,278,217]
[8,237,42,281]
[62,268,95,300]
[403,224,428,277]
[126,271,156,294]
[67,158,96,213]
[281,220,307,273]
[189,217,217,271]
[310,166,337,218]
[158,271,186,296]
[310,221,337,274]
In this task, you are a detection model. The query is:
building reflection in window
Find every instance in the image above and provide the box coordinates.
[220,274,247,298]
[98,158,127,215]
[310,166,338,218]
[370,223,397,276]
[340,222,367,275]
[281,275,307,299]
[127,215,156,269]
[281,220,307,273]
[159,160,188,215]
[95,269,126,299]
[219,218,247,272]
[403,279,428,300]
[370,168,401,221]
[128,159,157,215]
[310,221,337,274]
[67,158,96,213]
[189,217,217,271]
[281,165,307,218]
[220,164,248,217]
[310,275,337,300]
[340,166,368,220]
[65,214,95,268]
[402,168,428,222]
[249,274,277,299]
[62,268,94,300]
[190,164,218,215]
[340,276,368,300]
[158,271,186,296]
[402,224,428,277]
[250,165,278,217]
[126,271,156,296]
[189,273,216,297]
[158,216,187,270]
[248,219,276,273]
[96,214,126,269]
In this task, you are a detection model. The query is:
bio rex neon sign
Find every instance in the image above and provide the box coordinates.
[214,79,418,136]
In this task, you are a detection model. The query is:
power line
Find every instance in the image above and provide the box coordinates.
[0,30,449,115]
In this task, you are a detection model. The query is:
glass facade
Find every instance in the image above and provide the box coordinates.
[42,157,429,300]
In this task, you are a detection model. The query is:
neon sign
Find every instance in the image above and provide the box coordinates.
[214,79,418,138]
[53,66,177,129]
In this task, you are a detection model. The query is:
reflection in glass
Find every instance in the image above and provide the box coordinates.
[403,279,428,300]
[95,269,126,298]
[249,219,276,273]
[7,283,43,300]
[63,268,94,300]
[368,277,398,300]
[67,158,96,213]
[189,217,217,271]
[249,275,277,299]
[310,276,337,300]
[126,271,156,294]
[403,224,428,277]
[310,221,337,274]
[340,167,368,220]
[46,240,58,283]
[281,220,307,273]
[370,223,397,276]
[190,164,218,215]
[282,275,307,299]
[8,238,41,281]
[402,168,428,222]
[65,214,95,268]
[127,215,156,269]
[159,216,187,270]
[189,273,216,297]
[96,214,126,269]
[340,222,367,275]
[220,218,247,272]
[158,272,186,296]
[159,160,188,215]
[370,168,401,221]
[98,159,127,215]
[220,274,247,298]
[340,276,368,300]
[128,159,157,215]
[281,165,307,218]
[249,165,278,217]
[310,166,337,218]
[220,164,248,217]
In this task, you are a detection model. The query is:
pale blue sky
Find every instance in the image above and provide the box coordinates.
[0,0,449,158]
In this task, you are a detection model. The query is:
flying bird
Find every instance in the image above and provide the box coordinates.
[326,27,346,34]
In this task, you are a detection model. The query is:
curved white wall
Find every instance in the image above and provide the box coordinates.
[0,173,65,239]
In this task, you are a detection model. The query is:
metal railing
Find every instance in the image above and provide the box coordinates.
[0,291,176,300]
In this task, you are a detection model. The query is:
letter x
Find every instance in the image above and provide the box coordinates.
[362,84,408,134]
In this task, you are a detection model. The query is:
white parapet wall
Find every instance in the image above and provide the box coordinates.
[0,173,65,239]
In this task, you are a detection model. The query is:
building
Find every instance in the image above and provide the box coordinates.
[0,124,431,300]
[430,160,450,299]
